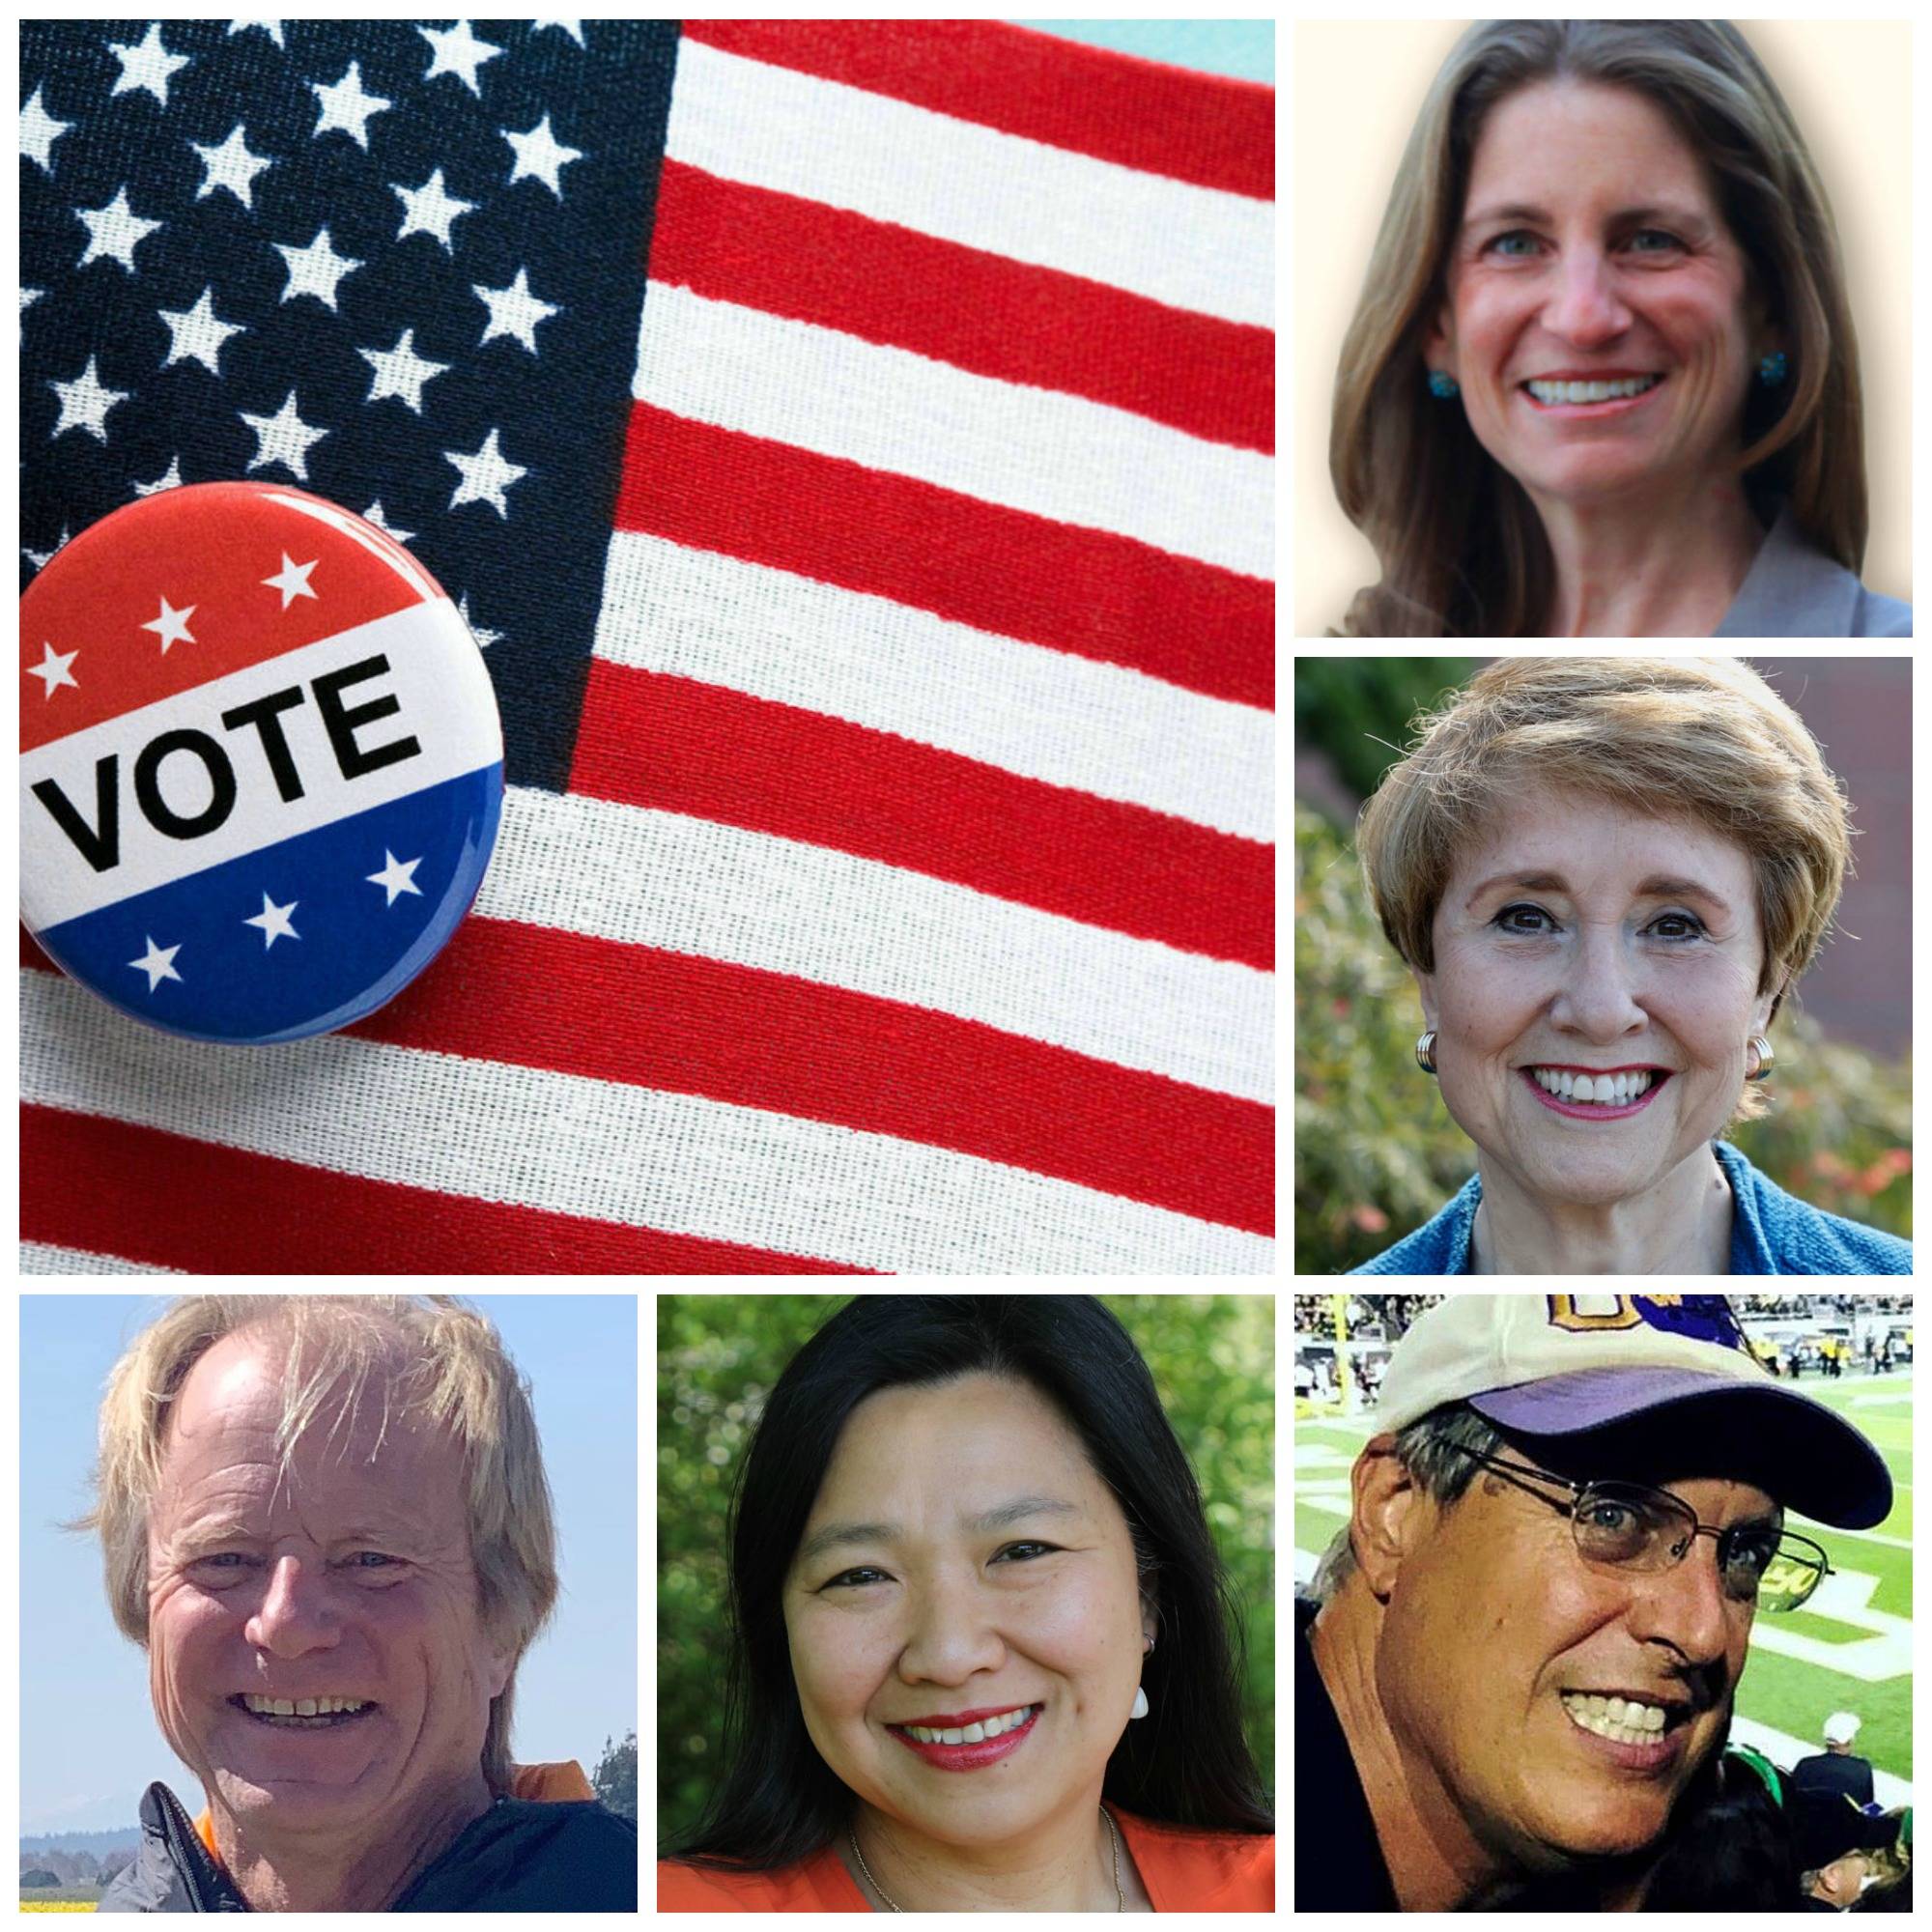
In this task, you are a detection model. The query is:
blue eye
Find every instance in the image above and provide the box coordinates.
[348,1551,400,1569]
[1486,228,1684,258]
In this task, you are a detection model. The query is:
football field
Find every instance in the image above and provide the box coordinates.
[1293,1370,1913,1802]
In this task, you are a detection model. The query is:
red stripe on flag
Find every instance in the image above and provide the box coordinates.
[650,160,1273,453]
[22,1103,870,1273]
[570,662,1273,971]
[25,923,1273,1234]
[615,405,1274,710]
[682,20,1274,201]
[354,919,1273,1236]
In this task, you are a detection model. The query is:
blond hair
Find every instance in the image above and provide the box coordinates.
[1356,659,1854,1119]
[76,1295,558,1792]
[1329,20,1869,636]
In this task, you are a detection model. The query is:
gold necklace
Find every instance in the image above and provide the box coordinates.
[849,1805,1123,1912]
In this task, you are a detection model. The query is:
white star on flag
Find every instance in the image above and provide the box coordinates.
[129,935,185,991]
[263,553,320,608]
[133,456,185,497]
[503,114,582,196]
[367,849,424,904]
[141,595,198,653]
[360,327,450,413]
[158,288,246,376]
[394,168,478,251]
[76,186,164,271]
[274,226,363,310]
[21,86,71,173]
[456,592,501,648]
[50,357,130,441]
[241,390,329,480]
[361,500,416,545]
[473,266,560,355]
[418,20,503,95]
[227,20,286,48]
[310,60,392,150]
[107,23,190,107]
[22,528,71,572]
[445,427,526,516]
[192,124,275,209]
[28,641,79,696]
[243,894,301,948]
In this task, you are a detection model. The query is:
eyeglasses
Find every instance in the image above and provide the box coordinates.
[1443,1445,1832,1613]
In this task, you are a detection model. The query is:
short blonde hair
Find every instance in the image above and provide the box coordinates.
[77,1295,558,1792]
[1356,659,1853,1112]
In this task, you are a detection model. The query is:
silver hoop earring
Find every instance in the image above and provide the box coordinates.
[1415,1029,1438,1076]
[1746,1033,1775,1082]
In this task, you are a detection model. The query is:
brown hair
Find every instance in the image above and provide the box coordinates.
[76,1294,559,1793]
[1356,658,1854,1117]
[1329,20,1869,636]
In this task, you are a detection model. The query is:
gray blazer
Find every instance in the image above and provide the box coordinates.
[1714,498,1912,637]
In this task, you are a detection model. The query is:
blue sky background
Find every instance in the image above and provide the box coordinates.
[1014,19,1274,85]
[19,1293,638,1838]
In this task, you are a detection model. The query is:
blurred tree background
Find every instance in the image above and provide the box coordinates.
[658,1294,1274,1851]
[1294,661,1913,1273]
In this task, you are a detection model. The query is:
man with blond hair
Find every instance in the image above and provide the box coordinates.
[84,1294,635,1912]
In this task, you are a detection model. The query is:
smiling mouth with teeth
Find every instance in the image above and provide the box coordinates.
[232,1693,377,1729]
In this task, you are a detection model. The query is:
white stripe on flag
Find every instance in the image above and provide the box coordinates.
[593,532,1274,842]
[480,786,1273,1104]
[634,283,1271,578]
[20,1240,180,1273]
[22,973,1273,1273]
[665,37,1272,328]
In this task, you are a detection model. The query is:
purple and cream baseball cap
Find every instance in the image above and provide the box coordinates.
[1374,1294,1892,1529]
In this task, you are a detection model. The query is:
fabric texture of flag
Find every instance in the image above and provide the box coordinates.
[21,18,1275,1274]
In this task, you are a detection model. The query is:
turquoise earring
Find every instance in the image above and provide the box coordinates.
[1428,370,1460,399]
[1757,351,1788,387]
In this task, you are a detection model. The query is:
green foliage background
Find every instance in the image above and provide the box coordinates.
[657,1294,1274,1852]
[1294,805,1913,1272]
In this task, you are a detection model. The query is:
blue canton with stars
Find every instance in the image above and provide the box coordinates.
[21,18,680,792]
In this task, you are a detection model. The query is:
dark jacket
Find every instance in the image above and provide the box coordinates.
[1788,1749,1877,1808]
[1350,1140,1913,1275]
[1294,1595,1399,1911]
[98,1781,639,1913]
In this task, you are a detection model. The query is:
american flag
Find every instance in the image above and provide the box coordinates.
[21,19,1274,1274]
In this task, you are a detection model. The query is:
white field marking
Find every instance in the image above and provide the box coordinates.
[1745,1571,1911,1683]
[1293,1443,1358,1469]
[1727,1715,1912,1807]
[1791,1511,1912,1550]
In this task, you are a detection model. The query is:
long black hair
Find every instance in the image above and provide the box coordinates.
[669,1295,1272,1868]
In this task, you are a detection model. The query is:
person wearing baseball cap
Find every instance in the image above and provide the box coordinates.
[1789,1710,1877,1809]
[1296,1293,1892,1911]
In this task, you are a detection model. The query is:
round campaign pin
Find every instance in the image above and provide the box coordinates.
[20,482,503,1044]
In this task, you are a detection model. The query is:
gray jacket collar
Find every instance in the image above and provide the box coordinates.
[1714,497,1911,637]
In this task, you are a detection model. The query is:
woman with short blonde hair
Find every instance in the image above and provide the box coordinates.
[1347,658,1909,1273]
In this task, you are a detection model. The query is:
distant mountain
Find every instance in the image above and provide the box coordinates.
[19,1826,139,1856]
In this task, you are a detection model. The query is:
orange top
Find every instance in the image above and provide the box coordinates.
[658,1809,1274,1912]
[193,1760,597,1863]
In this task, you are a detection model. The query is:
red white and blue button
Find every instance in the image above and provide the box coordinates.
[21,481,503,1043]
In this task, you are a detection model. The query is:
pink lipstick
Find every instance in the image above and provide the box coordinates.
[1520,1067,1670,1121]
[886,1703,1040,1772]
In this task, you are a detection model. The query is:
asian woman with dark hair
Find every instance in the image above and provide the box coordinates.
[658,1295,1272,1911]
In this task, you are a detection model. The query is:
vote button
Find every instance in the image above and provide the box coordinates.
[20,482,503,1043]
